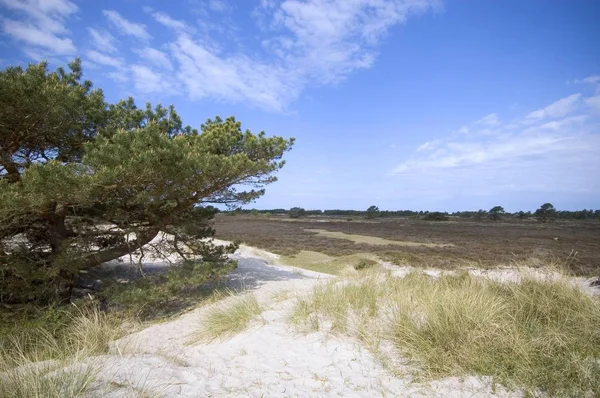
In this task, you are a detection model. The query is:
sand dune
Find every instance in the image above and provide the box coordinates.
[76,243,521,397]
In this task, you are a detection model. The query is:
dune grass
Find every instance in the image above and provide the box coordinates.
[0,305,121,398]
[194,291,263,342]
[292,270,600,396]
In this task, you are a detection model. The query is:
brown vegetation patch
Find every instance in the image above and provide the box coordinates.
[213,215,600,276]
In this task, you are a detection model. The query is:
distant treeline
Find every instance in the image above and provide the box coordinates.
[223,207,600,221]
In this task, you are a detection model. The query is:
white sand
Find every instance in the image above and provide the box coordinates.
[380,261,600,297]
[70,241,527,397]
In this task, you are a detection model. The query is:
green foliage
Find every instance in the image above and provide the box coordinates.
[422,212,449,221]
[101,259,236,321]
[535,203,557,222]
[288,207,306,218]
[0,60,293,304]
[366,205,380,219]
[353,259,378,271]
[488,205,505,221]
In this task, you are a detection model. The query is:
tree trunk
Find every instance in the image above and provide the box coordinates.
[79,228,161,270]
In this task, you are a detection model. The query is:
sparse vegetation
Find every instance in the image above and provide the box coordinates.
[288,207,307,218]
[281,250,380,275]
[214,215,600,275]
[0,304,121,398]
[292,270,600,396]
[535,203,558,222]
[195,292,263,342]
[366,205,380,219]
[353,259,378,271]
[488,205,505,221]
[99,259,235,321]
[422,212,449,221]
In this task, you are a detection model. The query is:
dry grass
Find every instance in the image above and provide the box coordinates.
[280,250,381,275]
[0,305,121,398]
[194,291,263,342]
[291,270,600,396]
[305,228,453,247]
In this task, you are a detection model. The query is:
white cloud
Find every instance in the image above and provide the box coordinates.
[576,75,600,85]
[88,28,118,53]
[2,18,75,54]
[170,35,299,111]
[390,92,600,199]
[263,0,439,84]
[208,0,231,13]
[107,71,128,84]
[525,93,581,120]
[133,47,173,70]
[2,1,441,110]
[162,0,439,110]
[475,113,500,127]
[585,95,600,112]
[86,50,123,68]
[0,0,76,33]
[147,9,189,31]
[31,0,435,111]
[417,140,440,151]
[130,64,179,95]
[103,10,151,40]
[0,0,77,56]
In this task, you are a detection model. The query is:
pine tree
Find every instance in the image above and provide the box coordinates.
[0,60,293,303]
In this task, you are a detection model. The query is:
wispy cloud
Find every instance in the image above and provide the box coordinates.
[3,1,440,110]
[475,113,500,127]
[525,93,581,120]
[576,75,600,86]
[170,35,297,111]
[208,0,231,13]
[144,7,190,32]
[0,0,77,56]
[586,95,600,112]
[130,64,179,95]
[125,1,440,111]
[103,10,151,40]
[88,28,118,53]
[390,90,600,199]
[86,50,123,68]
[133,47,173,70]
[262,0,439,84]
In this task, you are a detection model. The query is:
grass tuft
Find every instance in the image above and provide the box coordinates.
[0,305,120,398]
[195,292,263,342]
[292,270,600,396]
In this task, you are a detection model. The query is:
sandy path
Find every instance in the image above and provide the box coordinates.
[77,244,519,397]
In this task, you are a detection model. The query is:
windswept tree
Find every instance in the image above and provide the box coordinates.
[0,60,293,303]
[488,206,505,221]
[534,203,557,223]
[366,205,380,219]
[288,207,306,218]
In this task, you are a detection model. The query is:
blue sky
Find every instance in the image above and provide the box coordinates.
[1,0,599,212]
